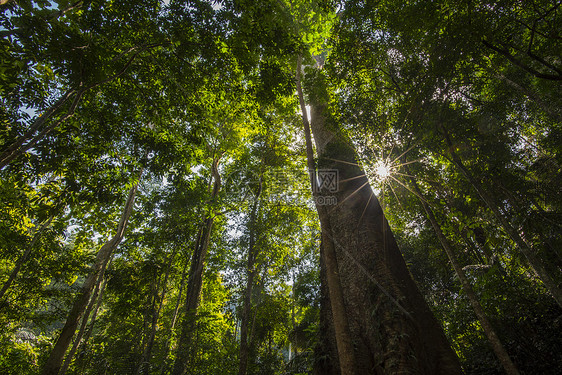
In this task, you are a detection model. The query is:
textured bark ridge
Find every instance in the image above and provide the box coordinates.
[309,101,463,374]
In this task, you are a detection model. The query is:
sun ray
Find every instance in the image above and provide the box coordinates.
[392,171,419,179]
[328,180,370,213]
[391,143,417,165]
[323,157,362,167]
[392,171,439,184]
[388,181,404,210]
[339,173,368,184]
[393,158,424,168]
[388,175,431,205]
[356,192,374,232]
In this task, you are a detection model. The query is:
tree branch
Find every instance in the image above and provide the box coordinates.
[482,39,562,80]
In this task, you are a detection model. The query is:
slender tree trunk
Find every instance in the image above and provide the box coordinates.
[172,158,221,375]
[410,177,520,375]
[172,222,211,374]
[290,275,295,360]
[135,272,162,375]
[41,177,141,375]
[298,57,462,374]
[159,251,190,375]
[441,128,562,308]
[433,181,506,275]
[0,216,53,302]
[73,271,107,373]
[60,273,108,375]
[137,247,178,375]
[237,229,256,375]
[238,177,263,375]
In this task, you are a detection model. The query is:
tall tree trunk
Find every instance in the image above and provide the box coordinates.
[41,177,141,375]
[441,127,562,308]
[172,158,221,375]
[313,248,340,375]
[298,58,462,374]
[60,272,108,375]
[296,55,357,375]
[409,177,520,375]
[238,176,263,375]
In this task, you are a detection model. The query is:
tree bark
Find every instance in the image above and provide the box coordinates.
[313,247,340,375]
[298,57,463,374]
[441,128,562,308]
[172,157,221,375]
[296,55,357,375]
[238,176,263,375]
[41,176,141,375]
[409,177,520,375]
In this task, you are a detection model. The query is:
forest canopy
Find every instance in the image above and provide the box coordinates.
[0,1,561,374]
